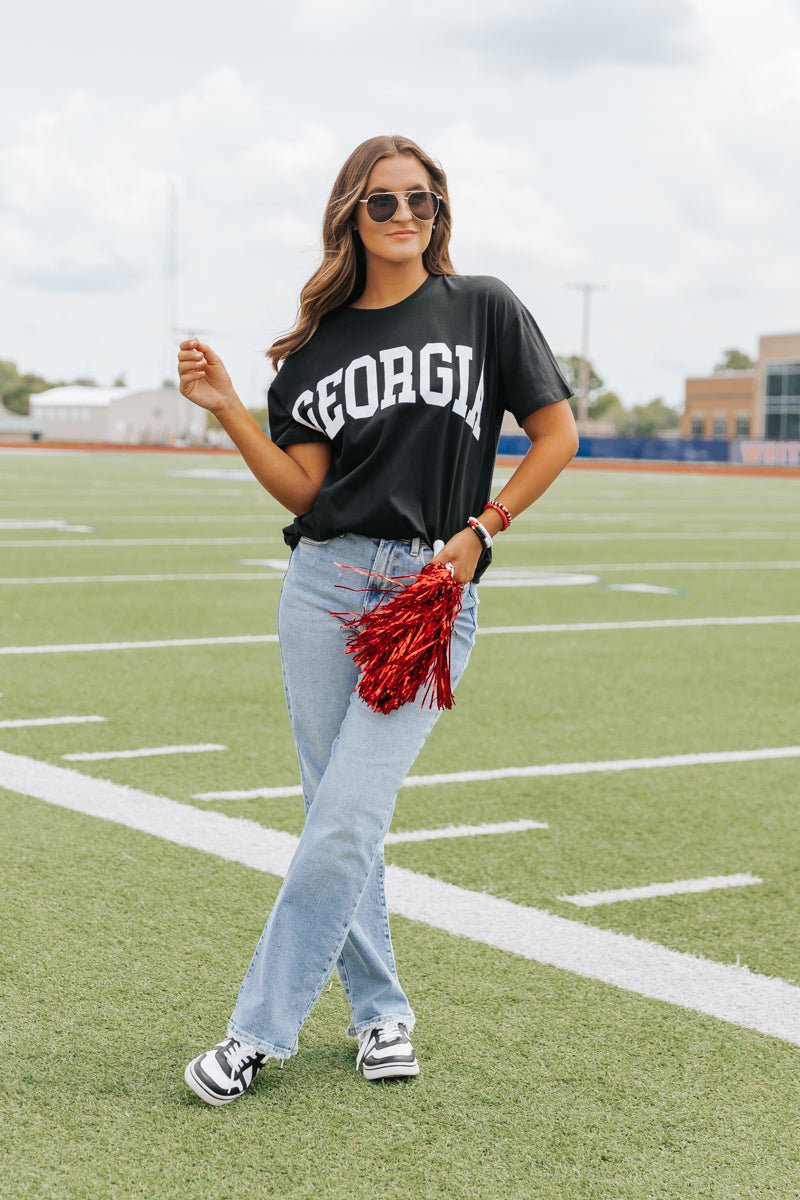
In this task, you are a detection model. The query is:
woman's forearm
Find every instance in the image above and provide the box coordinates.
[490,431,578,530]
[216,394,319,514]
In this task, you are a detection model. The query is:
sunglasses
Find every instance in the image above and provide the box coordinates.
[358,190,442,223]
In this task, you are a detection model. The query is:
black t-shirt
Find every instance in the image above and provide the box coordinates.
[267,272,574,584]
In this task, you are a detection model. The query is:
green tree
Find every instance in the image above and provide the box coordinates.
[0,360,52,416]
[616,397,680,437]
[713,348,754,372]
[588,391,625,423]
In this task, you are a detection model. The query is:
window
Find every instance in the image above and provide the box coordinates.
[735,416,750,436]
[765,362,800,440]
[713,416,727,438]
[691,416,705,437]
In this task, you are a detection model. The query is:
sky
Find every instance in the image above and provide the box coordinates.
[2,0,798,412]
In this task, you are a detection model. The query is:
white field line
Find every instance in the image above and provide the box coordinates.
[3,615,799,657]
[383,820,548,844]
[0,574,286,586]
[501,532,800,542]
[0,520,93,532]
[4,563,800,583]
[0,715,106,730]
[475,615,800,634]
[0,536,281,548]
[193,746,800,801]
[3,532,800,545]
[1,750,798,1047]
[559,873,763,908]
[61,743,227,762]
[0,635,279,656]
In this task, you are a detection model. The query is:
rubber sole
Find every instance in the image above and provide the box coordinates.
[183,1060,242,1106]
[362,1060,421,1081]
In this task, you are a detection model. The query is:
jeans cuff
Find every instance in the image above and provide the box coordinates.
[345,1012,417,1040]
[226,1021,300,1064]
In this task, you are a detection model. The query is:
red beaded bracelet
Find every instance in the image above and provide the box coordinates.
[482,500,512,529]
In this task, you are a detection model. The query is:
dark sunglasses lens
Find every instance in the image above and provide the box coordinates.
[366,193,398,222]
[408,191,438,220]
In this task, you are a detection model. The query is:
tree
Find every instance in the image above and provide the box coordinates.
[588,391,625,423]
[0,360,52,416]
[557,354,604,420]
[616,397,680,437]
[714,348,754,372]
[112,372,127,387]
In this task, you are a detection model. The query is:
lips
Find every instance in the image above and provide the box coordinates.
[389,231,416,238]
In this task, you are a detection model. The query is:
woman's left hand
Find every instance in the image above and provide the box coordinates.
[429,528,483,586]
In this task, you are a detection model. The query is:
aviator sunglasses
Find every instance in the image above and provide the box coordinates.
[358,189,443,223]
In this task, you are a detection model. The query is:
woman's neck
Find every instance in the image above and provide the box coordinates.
[350,260,429,310]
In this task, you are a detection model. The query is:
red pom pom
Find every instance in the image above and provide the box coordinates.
[329,560,464,714]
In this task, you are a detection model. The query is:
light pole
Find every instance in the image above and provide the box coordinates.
[566,281,607,428]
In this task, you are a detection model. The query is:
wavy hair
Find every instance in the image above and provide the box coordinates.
[265,134,456,371]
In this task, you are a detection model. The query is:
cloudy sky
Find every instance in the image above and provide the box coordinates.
[2,0,798,412]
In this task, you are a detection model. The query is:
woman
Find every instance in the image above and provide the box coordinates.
[178,134,578,1106]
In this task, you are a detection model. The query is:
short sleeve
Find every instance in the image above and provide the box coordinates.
[497,298,574,427]
[267,377,329,449]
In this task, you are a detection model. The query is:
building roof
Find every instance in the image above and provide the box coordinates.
[29,385,175,409]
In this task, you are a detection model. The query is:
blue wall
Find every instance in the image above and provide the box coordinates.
[497,433,730,462]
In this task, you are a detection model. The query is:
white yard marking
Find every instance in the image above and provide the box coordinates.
[61,743,227,762]
[475,615,800,635]
[500,531,800,541]
[479,571,602,588]
[1,750,798,1047]
[0,536,281,548]
[240,558,293,570]
[0,634,279,656]
[384,819,548,843]
[559,873,763,907]
[3,615,799,656]
[0,715,106,730]
[0,519,94,532]
[193,746,800,801]
[166,469,254,481]
[0,573,285,586]
[534,561,800,572]
[607,583,682,594]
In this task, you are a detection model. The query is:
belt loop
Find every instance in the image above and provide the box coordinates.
[411,535,421,556]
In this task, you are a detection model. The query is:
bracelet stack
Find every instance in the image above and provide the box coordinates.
[482,500,513,529]
[466,516,493,549]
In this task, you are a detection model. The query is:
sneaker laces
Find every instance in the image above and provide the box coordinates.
[375,1020,404,1041]
[223,1039,264,1074]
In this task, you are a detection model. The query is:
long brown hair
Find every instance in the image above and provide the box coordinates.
[265,134,457,371]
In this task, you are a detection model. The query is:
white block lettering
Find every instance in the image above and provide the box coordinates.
[419,343,453,408]
[344,355,379,419]
[452,345,473,418]
[291,389,326,434]
[379,346,416,408]
[465,360,485,441]
[316,369,344,438]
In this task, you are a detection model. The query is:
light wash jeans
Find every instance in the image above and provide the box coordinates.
[226,532,480,1061]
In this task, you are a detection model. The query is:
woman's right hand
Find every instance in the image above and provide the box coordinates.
[177,338,237,415]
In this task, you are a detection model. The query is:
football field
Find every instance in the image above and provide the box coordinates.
[2,449,799,1199]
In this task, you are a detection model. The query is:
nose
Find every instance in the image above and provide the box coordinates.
[393,194,416,221]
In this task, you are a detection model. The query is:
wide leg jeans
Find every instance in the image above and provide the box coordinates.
[227,532,480,1060]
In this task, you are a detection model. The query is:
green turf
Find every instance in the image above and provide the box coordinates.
[1,450,799,1198]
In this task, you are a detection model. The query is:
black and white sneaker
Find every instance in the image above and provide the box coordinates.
[355,1020,420,1081]
[184,1036,269,1106]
